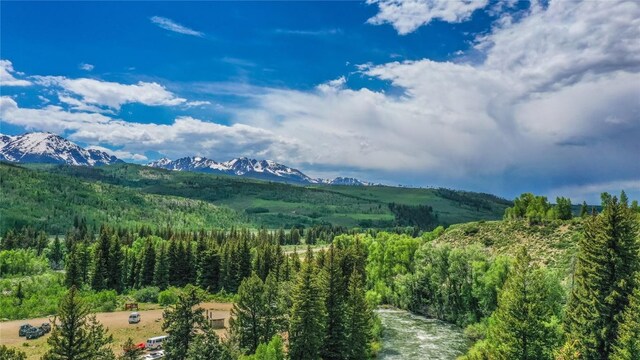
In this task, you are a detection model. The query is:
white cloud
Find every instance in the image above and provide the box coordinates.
[0,96,299,162]
[185,100,212,107]
[367,0,489,35]
[150,16,203,37]
[86,145,147,161]
[547,180,640,204]
[35,76,186,110]
[79,63,94,71]
[0,59,31,86]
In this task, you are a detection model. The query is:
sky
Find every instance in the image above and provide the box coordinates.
[1,0,639,202]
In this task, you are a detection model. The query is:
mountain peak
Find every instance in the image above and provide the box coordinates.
[0,132,122,166]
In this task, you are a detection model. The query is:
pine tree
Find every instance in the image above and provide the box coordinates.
[263,272,286,341]
[162,286,206,360]
[49,235,64,270]
[611,281,640,360]
[580,201,589,218]
[185,330,232,360]
[167,240,180,286]
[345,269,372,360]
[289,247,325,360]
[139,239,156,287]
[230,273,267,354]
[196,247,220,292]
[565,194,640,359]
[321,245,349,360]
[153,243,169,290]
[65,247,83,289]
[107,235,123,292]
[15,282,24,306]
[484,247,560,360]
[43,287,114,360]
[91,227,112,291]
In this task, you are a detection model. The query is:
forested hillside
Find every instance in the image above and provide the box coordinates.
[1,162,510,233]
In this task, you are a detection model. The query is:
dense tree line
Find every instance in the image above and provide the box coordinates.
[504,193,575,223]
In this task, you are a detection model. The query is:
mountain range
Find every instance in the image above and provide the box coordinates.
[0,132,371,185]
[0,132,121,166]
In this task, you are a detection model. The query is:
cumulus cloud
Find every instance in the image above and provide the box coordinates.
[232,0,640,193]
[0,96,300,162]
[0,59,31,86]
[34,76,186,110]
[150,16,203,37]
[367,0,489,35]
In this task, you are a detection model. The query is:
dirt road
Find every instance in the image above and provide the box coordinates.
[0,302,232,359]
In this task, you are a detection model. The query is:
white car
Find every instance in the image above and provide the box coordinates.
[146,335,168,350]
[140,350,165,359]
[128,312,141,324]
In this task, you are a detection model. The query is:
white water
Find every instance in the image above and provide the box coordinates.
[377,308,470,359]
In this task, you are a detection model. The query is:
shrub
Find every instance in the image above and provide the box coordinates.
[84,290,117,312]
[133,286,160,303]
[158,287,179,306]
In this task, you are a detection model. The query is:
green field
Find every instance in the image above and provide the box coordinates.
[1,162,511,232]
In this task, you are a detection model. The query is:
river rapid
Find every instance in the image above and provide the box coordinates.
[377,308,470,360]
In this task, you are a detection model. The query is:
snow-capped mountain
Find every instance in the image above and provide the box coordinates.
[148,156,371,185]
[0,132,121,166]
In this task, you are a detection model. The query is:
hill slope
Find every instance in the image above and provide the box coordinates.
[1,162,511,232]
[0,162,247,233]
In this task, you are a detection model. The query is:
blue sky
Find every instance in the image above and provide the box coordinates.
[1,0,639,202]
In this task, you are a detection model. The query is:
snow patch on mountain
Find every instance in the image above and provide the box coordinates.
[0,132,121,166]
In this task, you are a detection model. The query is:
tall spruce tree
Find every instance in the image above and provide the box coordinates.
[289,247,326,360]
[230,273,267,354]
[49,235,64,270]
[43,287,114,360]
[153,243,169,290]
[107,235,123,292]
[65,247,83,289]
[139,239,156,287]
[162,286,207,360]
[611,278,640,360]
[484,247,561,360]
[565,194,639,359]
[345,269,372,360]
[321,245,349,360]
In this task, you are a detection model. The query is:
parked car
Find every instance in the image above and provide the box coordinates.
[146,335,168,350]
[19,324,35,337]
[25,327,45,340]
[141,350,165,359]
[41,323,51,333]
[128,312,141,324]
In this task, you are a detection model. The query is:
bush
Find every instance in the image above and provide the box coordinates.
[158,287,179,306]
[84,290,117,312]
[133,286,160,303]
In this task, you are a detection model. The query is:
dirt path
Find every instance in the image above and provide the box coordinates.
[0,302,232,359]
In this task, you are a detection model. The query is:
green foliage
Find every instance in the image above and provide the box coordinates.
[240,335,285,360]
[321,245,349,360]
[118,338,144,360]
[185,330,233,360]
[0,345,27,360]
[82,290,117,313]
[132,286,160,303]
[289,247,326,360]
[399,242,506,327]
[0,272,67,320]
[0,249,49,276]
[611,280,640,360]
[162,285,207,360]
[43,287,115,360]
[362,232,420,305]
[564,194,639,359]
[0,163,247,233]
[345,269,374,360]
[158,287,180,306]
[465,247,563,360]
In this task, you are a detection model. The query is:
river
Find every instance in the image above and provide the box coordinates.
[377,308,470,359]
